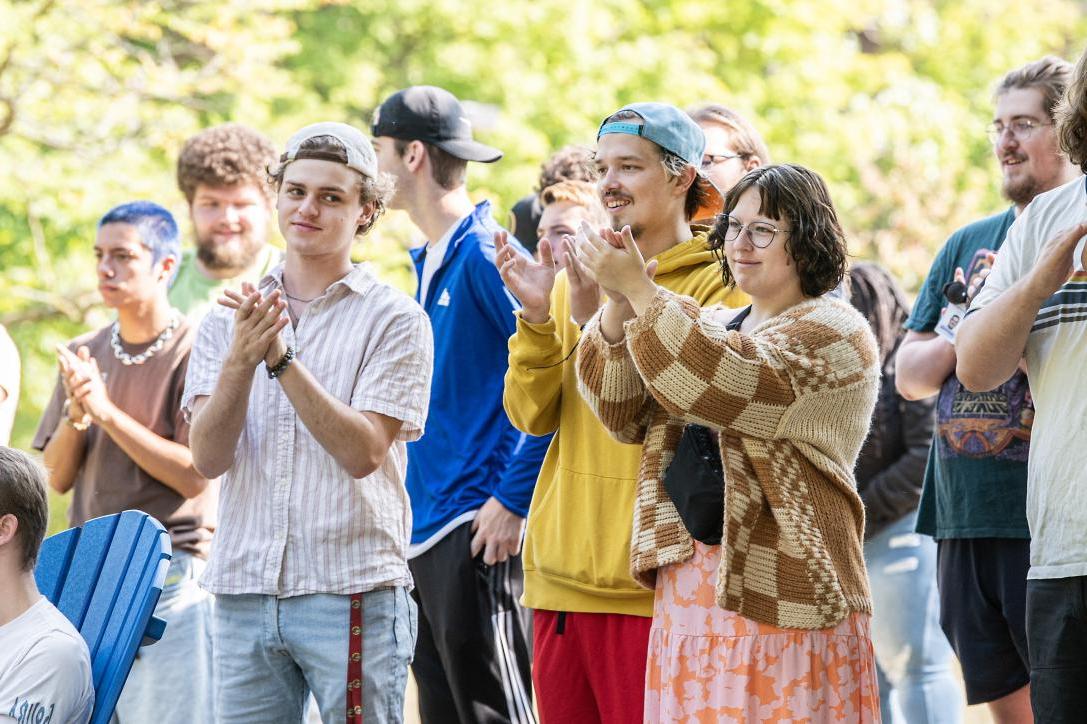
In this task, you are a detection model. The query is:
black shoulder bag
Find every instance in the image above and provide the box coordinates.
[662,306,750,545]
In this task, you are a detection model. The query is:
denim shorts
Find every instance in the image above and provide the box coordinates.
[213,586,416,723]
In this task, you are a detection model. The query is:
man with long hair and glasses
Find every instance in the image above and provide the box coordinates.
[957,46,1087,724]
[897,56,1079,724]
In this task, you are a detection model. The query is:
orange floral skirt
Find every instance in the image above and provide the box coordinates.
[644,541,880,723]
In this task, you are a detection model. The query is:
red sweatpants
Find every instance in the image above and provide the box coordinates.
[533,609,652,724]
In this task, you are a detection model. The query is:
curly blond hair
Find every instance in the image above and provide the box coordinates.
[540,180,608,226]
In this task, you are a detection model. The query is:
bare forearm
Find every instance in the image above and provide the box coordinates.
[98,408,208,499]
[276,361,394,479]
[956,280,1044,392]
[600,300,634,343]
[895,334,955,400]
[42,423,86,494]
[190,362,256,478]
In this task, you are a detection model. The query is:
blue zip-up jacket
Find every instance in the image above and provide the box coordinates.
[407,201,552,545]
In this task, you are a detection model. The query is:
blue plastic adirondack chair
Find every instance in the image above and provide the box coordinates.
[33,510,172,724]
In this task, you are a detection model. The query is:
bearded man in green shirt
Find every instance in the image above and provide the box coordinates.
[170,123,280,321]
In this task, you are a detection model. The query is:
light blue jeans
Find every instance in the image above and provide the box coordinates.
[865,511,963,724]
[213,586,416,724]
[113,551,215,724]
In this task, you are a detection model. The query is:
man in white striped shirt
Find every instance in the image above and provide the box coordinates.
[183,122,434,724]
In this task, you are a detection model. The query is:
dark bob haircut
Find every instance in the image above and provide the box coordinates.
[708,164,847,297]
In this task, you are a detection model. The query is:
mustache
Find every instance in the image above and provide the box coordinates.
[601,192,632,203]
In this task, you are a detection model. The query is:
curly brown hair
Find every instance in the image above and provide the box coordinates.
[537,145,597,192]
[177,123,277,204]
[268,135,395,237]
[708,164,847,297]
[1056,49,1087,174]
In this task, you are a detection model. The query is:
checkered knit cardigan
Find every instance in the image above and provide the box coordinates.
[576,289,880,630]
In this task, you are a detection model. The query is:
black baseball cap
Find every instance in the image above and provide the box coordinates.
[371,86,503,163]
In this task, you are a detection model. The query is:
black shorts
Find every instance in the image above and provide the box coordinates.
[1026,575,1087,723]
[936,537,1031,704]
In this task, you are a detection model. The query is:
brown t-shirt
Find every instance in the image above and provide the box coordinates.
[33,317,214,557]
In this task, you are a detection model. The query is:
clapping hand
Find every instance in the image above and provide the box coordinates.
[219,282,289,368]
[57,344,113,424]
[556,235,602,326]
[494,231,555,324]
[573,223,658,309]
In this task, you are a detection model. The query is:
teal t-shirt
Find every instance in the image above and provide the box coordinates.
[908,207,1032,539]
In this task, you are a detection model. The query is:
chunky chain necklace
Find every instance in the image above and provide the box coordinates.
[110,313,180,366]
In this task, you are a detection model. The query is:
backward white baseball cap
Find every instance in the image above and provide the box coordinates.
[282,122,379,179]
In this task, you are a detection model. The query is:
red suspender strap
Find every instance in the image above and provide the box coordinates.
[347,593,364,723]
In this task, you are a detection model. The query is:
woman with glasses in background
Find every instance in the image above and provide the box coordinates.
[573,163,882,722]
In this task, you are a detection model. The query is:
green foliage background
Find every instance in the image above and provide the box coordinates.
[2,0,1084,529]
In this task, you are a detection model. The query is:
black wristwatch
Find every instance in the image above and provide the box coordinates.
[266,346,296,379]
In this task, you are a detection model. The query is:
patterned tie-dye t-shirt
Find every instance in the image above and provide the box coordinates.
[908,207,1031,540]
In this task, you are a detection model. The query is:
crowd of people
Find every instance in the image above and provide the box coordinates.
[1,45,1087,724]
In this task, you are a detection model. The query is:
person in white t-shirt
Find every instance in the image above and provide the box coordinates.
[0,446,93,723]
[956,45,1087,724]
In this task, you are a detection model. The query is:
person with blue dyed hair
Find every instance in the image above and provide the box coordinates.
[98,200,182,271]
[33,200,215,723]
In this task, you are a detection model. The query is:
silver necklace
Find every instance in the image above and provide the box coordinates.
[110,314,180,366]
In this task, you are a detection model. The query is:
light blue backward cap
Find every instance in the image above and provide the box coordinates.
[597,102,706,167]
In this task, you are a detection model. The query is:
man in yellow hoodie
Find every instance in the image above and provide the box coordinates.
[494,103,753,723]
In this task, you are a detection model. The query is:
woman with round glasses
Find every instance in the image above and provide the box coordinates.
[573,163,881,721]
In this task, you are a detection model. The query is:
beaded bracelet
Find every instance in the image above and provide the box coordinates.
[266,346,296,379]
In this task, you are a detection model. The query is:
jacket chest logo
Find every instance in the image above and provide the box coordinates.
[437,289,452,307]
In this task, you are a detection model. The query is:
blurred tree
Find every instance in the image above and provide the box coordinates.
[0,0,312,449]
[1,0,1085,529]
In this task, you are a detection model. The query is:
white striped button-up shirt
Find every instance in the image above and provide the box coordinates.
[182,263,433,597]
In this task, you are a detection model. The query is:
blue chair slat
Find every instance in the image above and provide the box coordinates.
[34,511,171,724]
[55,514,120,628]
[83,513,157,687]
[93,526,164,676]
[96,554,168,699]
[33,527,79,600]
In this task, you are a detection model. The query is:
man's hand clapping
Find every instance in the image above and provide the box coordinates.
[219,282,289,370]
[494,231,556,324]
[573,223,658,308]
